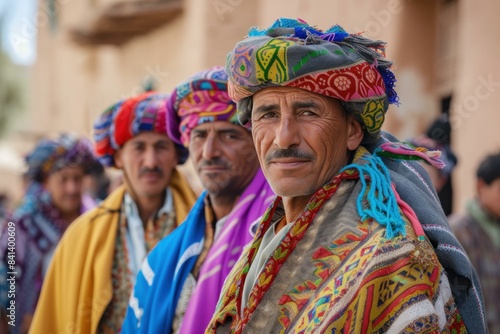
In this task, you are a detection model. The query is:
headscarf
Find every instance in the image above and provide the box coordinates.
[25,133,98,183]
[225,18,399,143]
[93,92,188,166]
[166,66,239,147]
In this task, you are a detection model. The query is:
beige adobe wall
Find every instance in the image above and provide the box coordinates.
[199,0,258,68]
[382,1,441,139]
[29,0,208,138]
[451,0,500,212]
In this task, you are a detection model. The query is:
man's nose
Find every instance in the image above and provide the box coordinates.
[202,133,222,160]
[273,116,301,149]
[143,147,159,168]
[66,178,82,195]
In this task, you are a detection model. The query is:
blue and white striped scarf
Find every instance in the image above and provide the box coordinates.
[122,192,207,333]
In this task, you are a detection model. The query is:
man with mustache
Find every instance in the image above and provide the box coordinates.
[207,18,487,333]
[122,67,274,333]
[0,134,98,334]
[30,93,196,333]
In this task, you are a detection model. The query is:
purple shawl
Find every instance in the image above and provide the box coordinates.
[179,169,274,333]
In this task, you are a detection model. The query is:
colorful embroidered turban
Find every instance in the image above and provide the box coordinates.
[25,134,98,183]
[93,92,188,166]
[166,66,239,147]
[225,18,399,143]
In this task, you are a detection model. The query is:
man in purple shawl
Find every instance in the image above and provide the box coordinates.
[122,66,274,333]
[0,133,99,334]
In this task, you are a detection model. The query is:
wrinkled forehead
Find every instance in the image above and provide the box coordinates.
[253,86,339,101]
[123,131,173,146]
[192,120,250,135]
[251,86,345,113]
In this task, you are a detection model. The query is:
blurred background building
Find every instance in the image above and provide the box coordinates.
[0,0,499,214]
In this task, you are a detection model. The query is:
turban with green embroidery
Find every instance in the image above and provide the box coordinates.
[225,18,399,143]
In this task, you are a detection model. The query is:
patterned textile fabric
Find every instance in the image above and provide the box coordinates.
[225,18,398,143]
[97,202,176,333]
[179,170,273,333]
[0,183,95,334]
[93,92,188,166]
[121,170,274,333]
[166,66,239,147]
[207,148,466,333]
[449,199,500,334]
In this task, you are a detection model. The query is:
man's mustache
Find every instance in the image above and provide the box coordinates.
[62,194,81,199]
[265,148,314,164]
[198,158,231,169]
[139,167,163,177]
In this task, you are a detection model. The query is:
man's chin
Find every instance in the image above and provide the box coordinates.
[136,185,167,199]
[58,205,81,216]
[269,182,314,199]
[201,178,231,195]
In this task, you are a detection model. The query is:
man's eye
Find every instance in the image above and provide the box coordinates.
[223,133,238,140]
[300,110,316,116]
[191,133,205,140]
[157,144,170,150]
[261,112,277,119]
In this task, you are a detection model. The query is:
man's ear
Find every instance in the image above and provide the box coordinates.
[476,178,486,198]
[346,117,364,151]
[114,149,123,169]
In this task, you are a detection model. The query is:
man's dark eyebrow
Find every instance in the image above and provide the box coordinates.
[217,128,241,136]
[191,128,207,136]
[154,139,172,145]
[292,101,321,109]
[254,101,320,114]
[131,140,145,146]
[254,104,279,114]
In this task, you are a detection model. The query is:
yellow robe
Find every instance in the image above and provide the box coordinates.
[29,169,196,334]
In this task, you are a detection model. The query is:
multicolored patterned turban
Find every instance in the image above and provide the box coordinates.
[93,92,188,166]
[25,134,98,183]
[225,18,399,143]
[166,66,239,147]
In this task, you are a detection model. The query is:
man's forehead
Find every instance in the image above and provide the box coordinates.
[252,87,344,114]
[193,121,245,133]
[127,132,171,144]
[253,86,329,103]
[50,165,85,178]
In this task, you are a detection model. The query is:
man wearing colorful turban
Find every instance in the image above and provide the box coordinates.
[30,93,197,333]
[121,66,274,334]
[207,18,487,333]
[0,134,98,334]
